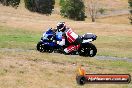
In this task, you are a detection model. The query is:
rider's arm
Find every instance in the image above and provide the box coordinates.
[57,36,65,46]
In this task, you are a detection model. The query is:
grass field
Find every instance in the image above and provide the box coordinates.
[0,50,132,88]
[0,2,132,88]
[0,25,40,49]
[0,24,132,88]
[1,22,132,58]
[96,14,130,25]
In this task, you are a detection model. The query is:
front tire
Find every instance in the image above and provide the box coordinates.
[36,41,53,53]
[37,41,45,52]
[78,43,97,57]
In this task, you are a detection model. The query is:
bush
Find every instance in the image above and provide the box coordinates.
[24,0,55,14]
[0,0,20,8]
[24,0,36,11]
[98,8,106,14]
[60,0,85,21]
[59,0,65,6]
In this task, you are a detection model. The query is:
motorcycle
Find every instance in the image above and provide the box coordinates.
[36,28,97,57]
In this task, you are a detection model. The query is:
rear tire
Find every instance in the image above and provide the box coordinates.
[78,43,97,57]
[88,43,97,57]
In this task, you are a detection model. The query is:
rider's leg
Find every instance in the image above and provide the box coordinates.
[64,44,80,54]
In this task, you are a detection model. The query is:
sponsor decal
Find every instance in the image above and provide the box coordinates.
[76,67,131,85]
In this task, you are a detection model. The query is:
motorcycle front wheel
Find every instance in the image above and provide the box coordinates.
[37,41,45,52]
[36,41,53,53]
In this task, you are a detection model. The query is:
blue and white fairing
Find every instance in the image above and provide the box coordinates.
[55,30,62,41]
[41,28,62,48]
[42,28,62,41]
[42,28,55,40]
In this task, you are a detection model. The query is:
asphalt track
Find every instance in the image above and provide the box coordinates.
[1,48,132,62]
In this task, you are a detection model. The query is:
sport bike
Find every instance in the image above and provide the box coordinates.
[37,28,97,57]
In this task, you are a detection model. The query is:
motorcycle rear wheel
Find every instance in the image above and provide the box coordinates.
[78,43,97,57]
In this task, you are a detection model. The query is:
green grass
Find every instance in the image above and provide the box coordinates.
[0,25,40,49]
[0,25,132,88]
[0,25,132,58]
[0,1,132,87]
[94,35,132,58]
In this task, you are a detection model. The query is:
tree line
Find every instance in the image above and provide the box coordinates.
[0,0,132,24]
[0,0,20,8]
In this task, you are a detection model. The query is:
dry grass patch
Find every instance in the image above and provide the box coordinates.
[0,50,132,88]
[0,1,132,88]
[97,15,130,25]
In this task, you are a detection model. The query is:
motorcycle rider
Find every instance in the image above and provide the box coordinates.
[56,22,82,54]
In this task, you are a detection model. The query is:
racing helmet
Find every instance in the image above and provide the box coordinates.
[57,22,66,32]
